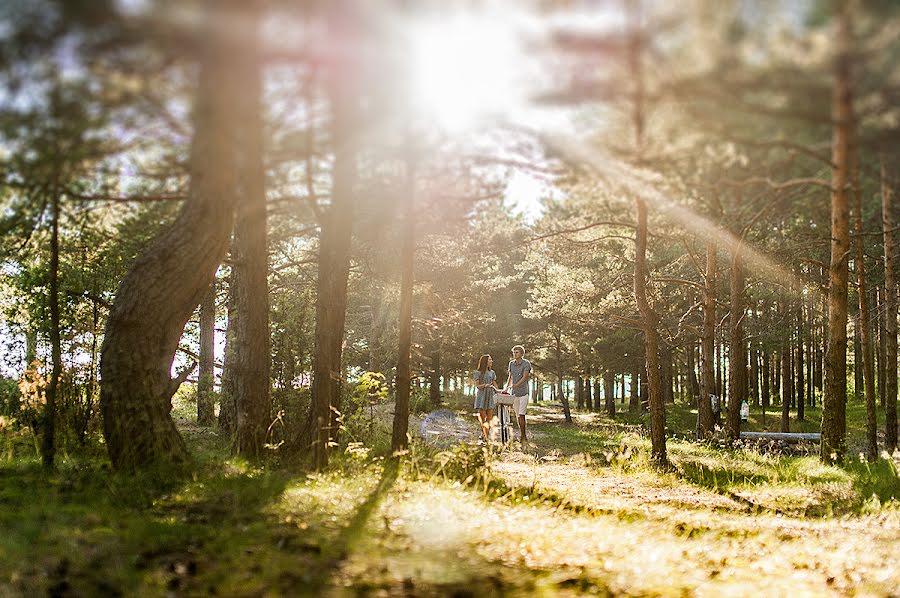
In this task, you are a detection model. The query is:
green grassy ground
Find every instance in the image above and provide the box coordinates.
[1,394,898,596]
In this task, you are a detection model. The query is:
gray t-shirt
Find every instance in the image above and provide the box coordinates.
[508,358,531,396]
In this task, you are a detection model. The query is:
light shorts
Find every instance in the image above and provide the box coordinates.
[512,395,529,416]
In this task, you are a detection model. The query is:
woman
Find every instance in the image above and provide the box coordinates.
[472,354,498,443]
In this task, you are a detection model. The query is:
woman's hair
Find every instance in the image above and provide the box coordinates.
[476,354,491,376]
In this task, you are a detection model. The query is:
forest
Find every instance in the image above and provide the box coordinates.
[1,0,899,595]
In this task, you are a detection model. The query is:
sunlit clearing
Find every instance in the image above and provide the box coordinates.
[409,13,520,133]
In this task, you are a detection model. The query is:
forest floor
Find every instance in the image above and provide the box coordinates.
[2,397,899,597]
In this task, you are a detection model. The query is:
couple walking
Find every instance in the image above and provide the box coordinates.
[472,345,531,444]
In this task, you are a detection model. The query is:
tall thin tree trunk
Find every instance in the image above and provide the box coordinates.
[429,350,441,407]
[604,369,615,418]
[761,349,770,424]
[555,332,572,423]
[392,153,416,453]
[231,8,270,458]
[699,241,716,437]
[822,2,852,463]
[585,365,594,411]
[219,268,237,434]
[726,248,746,440]
[854,150,877,459]
[308,3,360,468]
[781,301,791,433]
[750,341,759,408]
[882,153,897,453]
[42,192,61,468]
[687,339,699,407]
[635,198,665,462]
[100,4,246,469]
[197,282,216,426]
[630,367,639,413]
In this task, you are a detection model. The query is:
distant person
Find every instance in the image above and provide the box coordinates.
[505,345,532,444]
[472,354,499,443]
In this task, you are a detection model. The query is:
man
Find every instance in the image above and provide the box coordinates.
[505,345,531,444]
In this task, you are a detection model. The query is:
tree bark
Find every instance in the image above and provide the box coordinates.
[42,192,61,468]
[781,311,791,433]
[854,151,877,459]
[218,267,237,434]
[749,341,759,408]
[604,369,615,418]
[699,240,716,437]
[822,2,852,463]
[630,366,640,413]
[197,282,216,426]
[585,365,594,411]
[555,332,572,423]
[392,152,416,453]
[687,340,699,407]
[726,248,746,441]
[635,198,665,462]
[100,4,246,469]
[761,349,770,424]
[882,153,898,454]
[429,350,441,407]
[308,2,361,468]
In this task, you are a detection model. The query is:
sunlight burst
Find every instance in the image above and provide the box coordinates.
[408,13,519,133]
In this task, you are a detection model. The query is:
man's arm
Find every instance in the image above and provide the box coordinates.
[514,369,530,389]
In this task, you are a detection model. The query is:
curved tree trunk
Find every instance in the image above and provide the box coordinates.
[822,2,853,464]
[100,4,245,470]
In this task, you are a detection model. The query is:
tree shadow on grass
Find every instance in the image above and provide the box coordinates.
[306,457,401,593]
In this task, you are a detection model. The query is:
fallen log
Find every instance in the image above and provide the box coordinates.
[740,431,821,443]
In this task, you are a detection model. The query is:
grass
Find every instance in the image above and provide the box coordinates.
[1,392,899,595]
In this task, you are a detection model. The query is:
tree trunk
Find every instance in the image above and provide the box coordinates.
[854,152,877,459]
[218,267,237,434]
[392,152,416,453]
[882,153,898,454]
[230,10,271,458]
[429,350,441,407]
[604,369,615,419]
[661,344,675,404]
[585,366,594,411]
[726,248,746,441]
[822,3,852,463]
[635,197,665,462]
[575,374,584,410]
[197,282,216,426]
[699,240,716,437]
[100,4,247,469]
[687,340,699,407]
[308,4,361,468]
[781,319,791,433]
[555,333,572,423]
[630,367,640,413]
[749,341,759,408]
[42,192,61,469]
[761,349,770,424]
